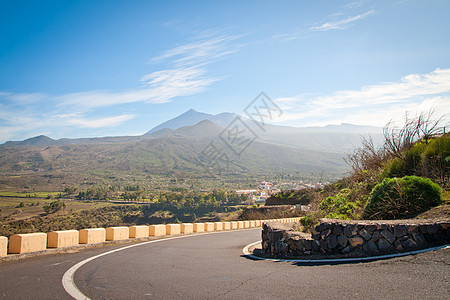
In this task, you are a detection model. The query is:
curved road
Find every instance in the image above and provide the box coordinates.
[0,229,449,299]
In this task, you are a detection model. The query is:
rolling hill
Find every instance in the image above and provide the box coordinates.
[0,109,383,190]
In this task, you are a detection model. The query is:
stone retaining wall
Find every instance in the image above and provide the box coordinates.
[262,218,450,258]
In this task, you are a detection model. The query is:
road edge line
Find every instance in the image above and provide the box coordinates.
[63,228,259,299]
[242,241,450,264]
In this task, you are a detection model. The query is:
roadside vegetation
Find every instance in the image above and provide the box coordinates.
[266,110,449,230]
[0,188,248,237]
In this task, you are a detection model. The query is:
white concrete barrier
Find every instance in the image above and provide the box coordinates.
[244,221,250,228]
[149,225,166,236]
[193,223,204,232]
[204,223,215,232]
[181,223,193,234]
[129,225,149,238]
[249,220,256,228]
[166,224,181,235]
[214,222,223,231]
[106,227,129,241]
[222,222,231,230]
[8,233,47,254]
[255,220,261,227]
[79,228,106,244]
[230,221,238,229]
[0,236,8,257]
[237,221,245,229]
[47,230,79,248]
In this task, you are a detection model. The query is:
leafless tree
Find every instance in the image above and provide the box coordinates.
[383,109,448,160]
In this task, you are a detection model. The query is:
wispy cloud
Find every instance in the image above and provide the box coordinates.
[54,33,240,109]
[274,68,450,127]
[309,10,374,31]
[64,114,135,128]
[151,34,244,67]
[272,2,375,42]
[0,32,243,141]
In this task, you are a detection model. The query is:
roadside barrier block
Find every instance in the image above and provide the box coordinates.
[214,222,223,231]
[237,221,245,229]
[129,225,149,238]
[79,228,106,244]
[47,230,79,248]
[106,227,129,241]
[230,221,238,229]
[249,220,256,227]
[255,220,261,227]
[193,223,204,232]
[222,222,231,230]
[166,224,181,235]
[8,233,47,254]
[244,221,250,228]
[149,225,166,237]
[0,236,8,257]
[204,223,215,231]
[181,223,193,234]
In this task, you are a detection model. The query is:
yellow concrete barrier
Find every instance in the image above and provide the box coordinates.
[8,233,47,254]
[193,223,204,232]
[204,223,215,231]
[255,220,261,227]
[222,222,231,230]
[249,220,256,227]
[230,221,238,229]
[106,227,129,241]
[47,230,79,248]
[0,236,7,257]
[244,221,250,228]
[79,228,106,244]
[166,224,181,235]
[237,221,244,229]
[129,225,149,238]
[214,222,223,231]
[181,223,193,234]
[149,225,166,236]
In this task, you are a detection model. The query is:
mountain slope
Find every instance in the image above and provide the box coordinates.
[0,134,348,178]
[145,109,213,134]
[144,109,383,153]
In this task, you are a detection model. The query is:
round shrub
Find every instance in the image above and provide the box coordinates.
[364,176,442,219]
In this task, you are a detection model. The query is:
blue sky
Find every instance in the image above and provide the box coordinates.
[1,0,449,143]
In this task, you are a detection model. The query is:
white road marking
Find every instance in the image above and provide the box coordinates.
[62,229,257,300]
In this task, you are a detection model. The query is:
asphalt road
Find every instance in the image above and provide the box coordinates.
[0,229,449,299]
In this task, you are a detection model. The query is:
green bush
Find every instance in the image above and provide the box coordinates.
[364,176,442,219]
[43,200,66,214]
[421,135,450,184]
[299,212,321,230]
[381,135,449,185]
[318,184,369,220]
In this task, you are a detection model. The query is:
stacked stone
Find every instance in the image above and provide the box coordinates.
[261,219,450,258]
[261,222,291,256]
[312,219,449,255]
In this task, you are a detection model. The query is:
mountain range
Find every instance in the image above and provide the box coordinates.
[3,109,383,152]
[0,109,383,185]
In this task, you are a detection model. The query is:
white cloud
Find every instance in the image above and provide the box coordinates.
[54,33,240,109]
[0,32,243,142]
[272,4,375,42]
[309,10,374,31]
[151,34,244,67]
[64,114,135,128]
[274,68,450,127]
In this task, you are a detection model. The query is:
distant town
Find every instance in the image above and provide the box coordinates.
[237,180,327,205]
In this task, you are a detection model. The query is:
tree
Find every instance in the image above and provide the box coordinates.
[43,200,66,214]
